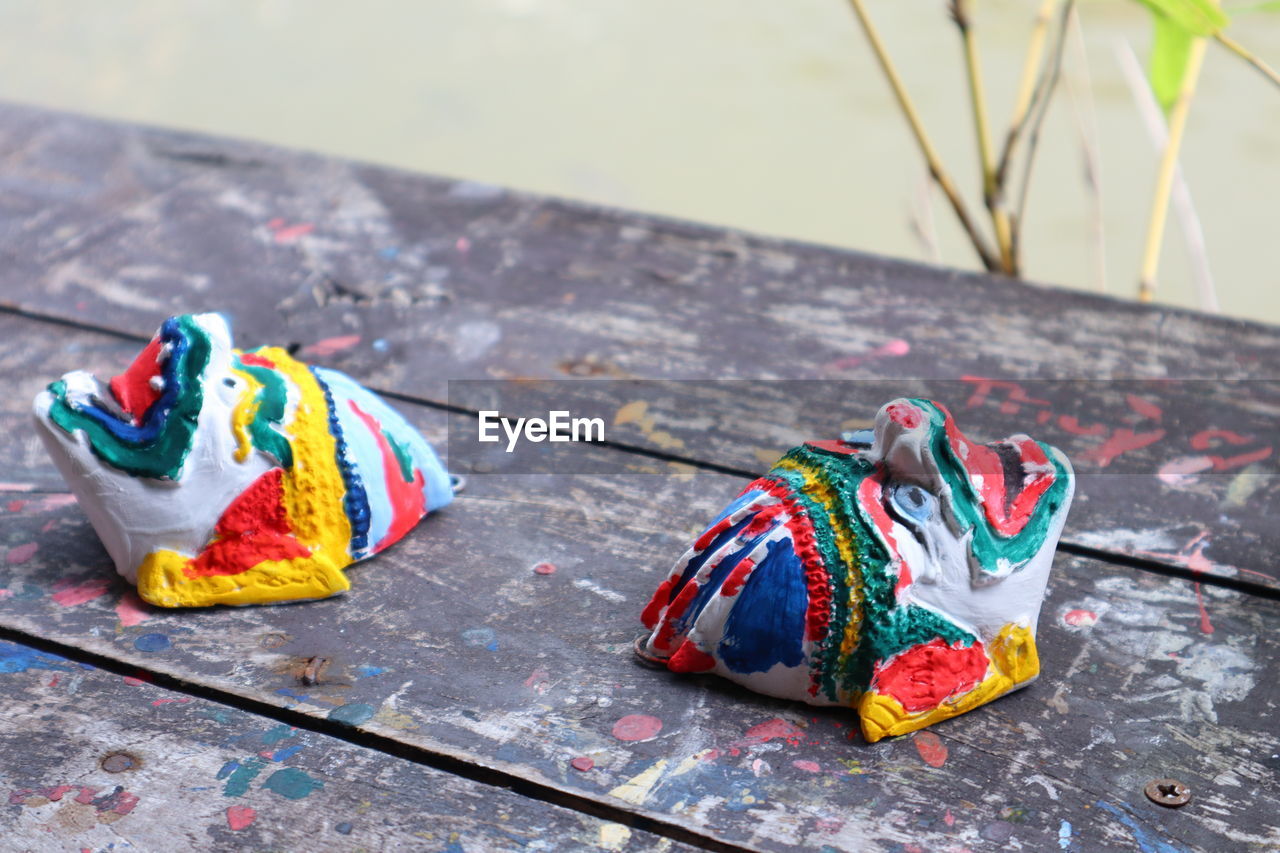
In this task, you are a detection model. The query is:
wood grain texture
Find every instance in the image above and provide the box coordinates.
[1,102,1276,587]
[0,637,686,853]
[2,414,1275,850]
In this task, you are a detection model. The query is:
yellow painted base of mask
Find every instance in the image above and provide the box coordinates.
[858,623,1040,743]
[136,548,351,608]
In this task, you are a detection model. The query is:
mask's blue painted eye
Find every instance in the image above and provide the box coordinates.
[888,483,937,524]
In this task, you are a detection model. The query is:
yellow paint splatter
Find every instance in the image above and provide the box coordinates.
[608,759,668,805]
[614,400,649,426]
[598,823,632,851]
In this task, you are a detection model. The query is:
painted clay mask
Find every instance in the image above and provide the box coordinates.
[33,313,453,608]
[639,398,1074,742]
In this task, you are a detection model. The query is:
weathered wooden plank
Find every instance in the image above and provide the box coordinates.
[2,420,1275,850]
[443,376,1280,594]
[1,102,1276,587]
[0,637,688,853]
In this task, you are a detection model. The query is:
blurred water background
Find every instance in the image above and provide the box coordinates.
[0,0,1276,322]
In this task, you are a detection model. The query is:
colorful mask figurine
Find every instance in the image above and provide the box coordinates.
[638,398,1074,742]
[33,313,453,608]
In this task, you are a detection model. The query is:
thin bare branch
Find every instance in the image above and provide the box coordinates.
[1128,39,1214,306]
[1214,31,1280,92]
[951,0,1017,274]
[1066,7,1108,295]
[1012,0,1075,255]
[997,1,1060,188]
[845,0,999,271]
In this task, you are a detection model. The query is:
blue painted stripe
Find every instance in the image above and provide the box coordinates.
[313,367,452,556]
[718,538,808,674]
[76,317,189,443]
[310,368,371,557]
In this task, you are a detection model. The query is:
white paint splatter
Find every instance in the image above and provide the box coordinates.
[572,578,627,603]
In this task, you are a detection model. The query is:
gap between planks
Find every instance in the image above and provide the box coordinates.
[0,622,751,853]
[3,302,1276,603]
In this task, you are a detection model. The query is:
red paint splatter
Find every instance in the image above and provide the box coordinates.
[1190,429,1251,450]
[271,222,314,243]
[611,714,663,742]
[1125,394,1163,422]
[873,639,989,713]
[532,561,557,575]
[944,808,955,826]
[115,591,151,627]
[570,757,595,772]
[6,543,38,564]
[886,402,923,428]
[1080,428,1166,468]
[456,237,471,253]
[1194,583,1214,634]
[825,339,911,371]
[8,500,27,512]
[1139,533,1218,633]
[51,577,112,607]
[300,334,361,358]
[1063,609,1098,627]
[523,668,550,690]
[744,718,806,746]
[792,760,821,773]
[226,805,257,831]
[122,676,148,686]
[914,731,948,767]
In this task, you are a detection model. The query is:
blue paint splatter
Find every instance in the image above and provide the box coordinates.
[261,723,294,745]
[335,822,353,835]
[1095,801,1190,853]
[354,665,386,679]
[133,633,171,652]
[0,641,73,673]
[276,687,309,707]
[1059,820,1072,850]
[328,703,376,726]
[371,338,390,353]
[222,757,266,797]
[268,744,304,762]
[216,760,239,781]
[461,627,496,648]
[263,767,323,800]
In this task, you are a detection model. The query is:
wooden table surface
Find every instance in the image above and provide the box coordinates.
[1,102,1276,852]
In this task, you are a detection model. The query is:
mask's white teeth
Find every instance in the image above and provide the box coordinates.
[85,376,127,420]
[149,375,166,392]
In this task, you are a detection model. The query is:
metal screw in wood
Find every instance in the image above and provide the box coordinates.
[1144,779,1191,808]
[100,752,139,773]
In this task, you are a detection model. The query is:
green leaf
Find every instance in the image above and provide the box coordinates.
[1149,14,1196,113]
[1134,0,1230,34]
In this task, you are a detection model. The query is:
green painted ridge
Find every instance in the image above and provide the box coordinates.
[234,354,294,469]
[46,316,211,480]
